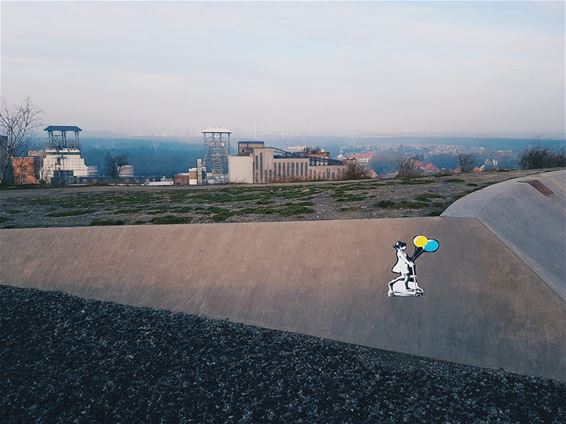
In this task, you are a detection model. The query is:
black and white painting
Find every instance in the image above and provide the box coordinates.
[387,235,439,297]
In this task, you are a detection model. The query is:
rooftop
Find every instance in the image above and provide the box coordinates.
[202,127,232,134]
[238,140,264,144]
[349,152,375,159]
[44,126,82,132]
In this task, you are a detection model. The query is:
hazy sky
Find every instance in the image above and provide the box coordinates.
[1,1,564,138]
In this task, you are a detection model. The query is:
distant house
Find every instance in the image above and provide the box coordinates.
[347,152,375,165]
[414,160,439,175]
[340,152,377,177]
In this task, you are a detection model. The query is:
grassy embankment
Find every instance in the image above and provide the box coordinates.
[0,169,541,229]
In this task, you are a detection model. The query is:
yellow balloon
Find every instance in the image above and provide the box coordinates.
[413,235,428,247]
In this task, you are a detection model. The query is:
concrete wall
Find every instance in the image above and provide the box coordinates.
[228,155,253,184]
[444,169,566,301]
[1,217,565,380]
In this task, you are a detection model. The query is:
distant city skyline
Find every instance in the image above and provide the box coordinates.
[2,1,565,138]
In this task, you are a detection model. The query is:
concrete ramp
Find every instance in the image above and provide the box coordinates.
[1,217,565,380]
[443,169,566,301]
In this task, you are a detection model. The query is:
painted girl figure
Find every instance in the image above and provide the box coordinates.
[387,241,423,297]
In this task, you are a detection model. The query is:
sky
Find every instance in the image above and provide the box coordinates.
[1,1,565,139]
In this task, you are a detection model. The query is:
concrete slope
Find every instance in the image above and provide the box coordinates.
[443,169,566,301]
[1,218,565,381]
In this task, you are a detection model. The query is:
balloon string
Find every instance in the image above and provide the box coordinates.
[411,247,424,261]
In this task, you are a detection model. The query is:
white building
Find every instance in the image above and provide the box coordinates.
[41,148,89,183]
[41,126,89,183]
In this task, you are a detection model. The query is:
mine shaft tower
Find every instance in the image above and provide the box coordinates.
[45,125,82,149]
[202,127,231,177]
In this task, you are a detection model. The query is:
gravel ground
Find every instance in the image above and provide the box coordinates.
[1,284,565,423]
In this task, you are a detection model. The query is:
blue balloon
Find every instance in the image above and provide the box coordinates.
[424,239,439,252]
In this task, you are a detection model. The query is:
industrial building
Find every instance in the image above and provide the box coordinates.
[118,165,135,178]
[174,159,207,185]
[229,141,348,184]
[40,126,89,183]
[203,127,231,182]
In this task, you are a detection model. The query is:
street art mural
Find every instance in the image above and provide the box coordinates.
[387,235,439,297]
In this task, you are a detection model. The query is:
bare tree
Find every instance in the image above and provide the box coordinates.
[396,156,421,179]
[458,153,476,173]
[343,160,372,180]
[105,152,129,181]
[0,97,42,184]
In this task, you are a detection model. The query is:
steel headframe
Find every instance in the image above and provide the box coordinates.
[203,130,231,177]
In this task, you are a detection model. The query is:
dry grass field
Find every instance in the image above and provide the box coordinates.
[0,169,547,229]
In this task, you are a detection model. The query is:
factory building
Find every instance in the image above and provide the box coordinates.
[40,126,89,183]
[174,159,207,185]
[229,141,348,184]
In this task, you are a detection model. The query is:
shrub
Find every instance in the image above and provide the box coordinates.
[458,153,477,173]
[278,205,315,216]
[519,146,566,169]
[211,211,234,222]
[376,200,396,208]
[343,161,372,180]
[396,156,421,179]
